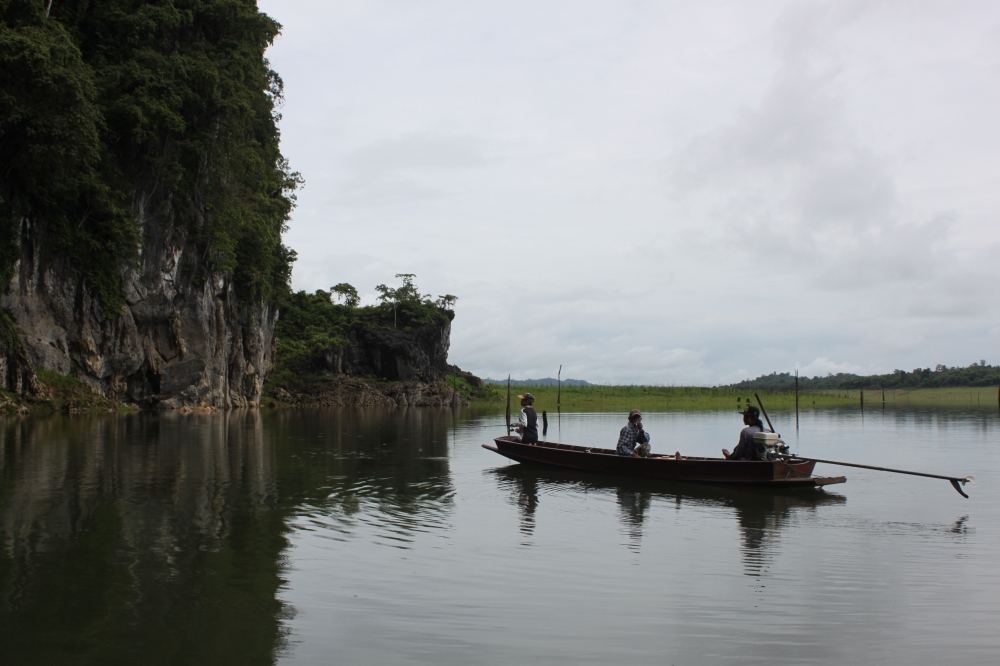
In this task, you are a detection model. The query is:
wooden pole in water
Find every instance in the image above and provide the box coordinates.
[542,410,548,436]
[505,374,511,434]
[557,364,562,407]
[860,389,864,412]
[794,370,799,431]
[882,388,885,409]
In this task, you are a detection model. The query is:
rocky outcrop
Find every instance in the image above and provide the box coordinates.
[1,205,276,409]
[269,376,468,408]
[271,315,481,408]
[340,318,453,381]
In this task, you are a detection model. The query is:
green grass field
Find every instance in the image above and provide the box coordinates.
[472,384,1000,412]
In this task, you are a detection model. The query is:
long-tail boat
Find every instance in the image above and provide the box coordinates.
[482,435,846,489]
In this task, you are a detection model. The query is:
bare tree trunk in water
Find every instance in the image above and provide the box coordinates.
[46,1,54,18]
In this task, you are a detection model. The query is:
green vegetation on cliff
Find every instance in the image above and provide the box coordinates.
[268,274,464,396]
[0,0,297,307]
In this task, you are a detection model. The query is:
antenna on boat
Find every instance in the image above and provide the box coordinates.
[754,393,777,434]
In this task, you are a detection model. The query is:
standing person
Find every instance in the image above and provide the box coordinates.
[723,405,766,460]
[616,409,651,457]
[515,393,539,444]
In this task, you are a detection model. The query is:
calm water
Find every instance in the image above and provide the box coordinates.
[1,407,998,665]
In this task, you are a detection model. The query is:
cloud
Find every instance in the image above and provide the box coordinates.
[799,357,870,377]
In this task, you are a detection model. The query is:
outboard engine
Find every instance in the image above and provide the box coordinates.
[752,431,791,460]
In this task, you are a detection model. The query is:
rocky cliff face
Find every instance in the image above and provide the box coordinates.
[341,318,453,381]
[1,203,276,409]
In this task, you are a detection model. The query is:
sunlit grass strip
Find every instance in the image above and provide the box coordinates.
[866,387,1000,407]
[471,385,853,412]
[470,385,1000,412]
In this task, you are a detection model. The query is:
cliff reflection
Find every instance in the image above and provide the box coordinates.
[0,411,285,665]
[491,466,845,566]
[0,407,459,663]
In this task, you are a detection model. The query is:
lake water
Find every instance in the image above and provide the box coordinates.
[1,407,998,665]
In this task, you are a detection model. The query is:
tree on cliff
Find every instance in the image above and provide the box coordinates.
[435,294,457,310]
[375,273,446,328]
[330,283,360,308]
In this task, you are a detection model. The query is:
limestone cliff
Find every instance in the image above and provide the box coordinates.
[1,211,276,409]
[0,2,291,410]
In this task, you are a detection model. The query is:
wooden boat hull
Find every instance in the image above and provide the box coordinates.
[484,436,845,488]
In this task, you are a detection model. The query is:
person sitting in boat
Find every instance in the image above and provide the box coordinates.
[515,393,539,444]
[723,406,765,460]
[616,409,651,457]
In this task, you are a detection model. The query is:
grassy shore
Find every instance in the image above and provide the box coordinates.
[471,385,1000,412]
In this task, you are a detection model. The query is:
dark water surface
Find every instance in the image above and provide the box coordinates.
[1,408,998,665]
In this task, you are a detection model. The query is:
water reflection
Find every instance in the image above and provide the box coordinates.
[0,411,285,665]
[490,465,846,569]
[263,408,456,549]
[951,515,970,535]
[616,486,652,552]
[0,407,460,664]
[502,467,540,540]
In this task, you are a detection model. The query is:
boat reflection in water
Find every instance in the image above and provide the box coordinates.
[489,464,846,568]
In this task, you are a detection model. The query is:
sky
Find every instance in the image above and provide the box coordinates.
[257,0,1000,385]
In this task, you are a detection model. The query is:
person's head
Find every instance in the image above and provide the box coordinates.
[519,393,535,406]
[628,409,642,425]
[740,405,761,426]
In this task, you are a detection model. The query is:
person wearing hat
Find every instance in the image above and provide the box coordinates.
[616,409,651,457]
[515,393,539,444]
[723,405,766,460]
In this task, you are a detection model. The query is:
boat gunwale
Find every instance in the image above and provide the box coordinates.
[485,436,846,487]
[491,435,808,464]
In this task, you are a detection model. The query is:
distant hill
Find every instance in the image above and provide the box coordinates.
[483,377,592,387]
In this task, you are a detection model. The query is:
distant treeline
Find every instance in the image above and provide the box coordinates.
[729,362,1000,390]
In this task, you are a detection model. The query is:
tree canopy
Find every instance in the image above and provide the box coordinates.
[1,0,297,307]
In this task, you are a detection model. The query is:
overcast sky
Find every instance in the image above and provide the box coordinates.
[258,0,1000,385]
